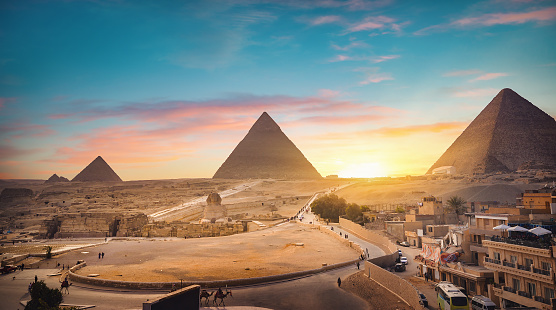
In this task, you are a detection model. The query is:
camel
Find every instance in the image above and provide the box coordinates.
[199,290,214,306]
[213,288,232,306]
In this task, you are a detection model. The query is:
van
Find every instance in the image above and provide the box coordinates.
[471,295,495,310]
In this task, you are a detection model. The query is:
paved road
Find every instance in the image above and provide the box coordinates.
[0,265,367,310]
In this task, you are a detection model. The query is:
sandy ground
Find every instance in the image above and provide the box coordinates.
[61,222,360,282]
[342,271,413,310]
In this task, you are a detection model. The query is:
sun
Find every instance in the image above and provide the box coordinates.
[338,162,387,178]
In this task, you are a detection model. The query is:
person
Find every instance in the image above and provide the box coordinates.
[337,277,341,287]
[356,262,360,269]
[61,278,70,294]
[98,252,101,259]
[34,275,37,283]
[28,282,33,293]
[101,252,104,259]
[424,273,428,282]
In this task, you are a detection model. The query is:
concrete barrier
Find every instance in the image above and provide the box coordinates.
[143,285,200,310]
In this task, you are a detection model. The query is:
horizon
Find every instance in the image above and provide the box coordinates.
[1,1,555,180]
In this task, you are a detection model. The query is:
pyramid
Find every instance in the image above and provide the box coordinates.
[45,174,70,184]
[213,112,322,179]
[72,156,122,182]
[427,88,556,175]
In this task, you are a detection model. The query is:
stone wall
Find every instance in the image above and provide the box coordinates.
[365,260,426,310]
[339,218,398,254]
[143,285,200,310]
[41,212,148,238]
[141,221,246,238]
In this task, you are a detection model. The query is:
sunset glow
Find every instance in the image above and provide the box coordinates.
[0,1,555,180]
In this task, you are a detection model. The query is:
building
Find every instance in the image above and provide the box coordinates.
[385,221,422,241]
[516,187,555,214]
[483,238,556,309]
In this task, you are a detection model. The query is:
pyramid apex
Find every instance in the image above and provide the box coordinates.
[249,112,281,133]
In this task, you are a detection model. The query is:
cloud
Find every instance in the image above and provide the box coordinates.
[359,73,394,84]
[453,6,556,26]
[443,69,483,77]
[372,122,468,137]
[347,16,398,33]
[318,89,341,98]
[328,54,400,63]
[469,72,509,82]
[371,55,400,63]
[415,6,556,35]
[452,88,499,98]
[329,55,352,62]
[311,15,341,25]
[331,41,368,51]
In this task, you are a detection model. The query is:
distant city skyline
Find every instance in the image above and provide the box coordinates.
[1,0,555,180]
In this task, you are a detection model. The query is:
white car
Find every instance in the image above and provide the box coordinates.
[400,256,408,265]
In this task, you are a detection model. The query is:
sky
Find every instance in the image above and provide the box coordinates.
[1,0,555,180]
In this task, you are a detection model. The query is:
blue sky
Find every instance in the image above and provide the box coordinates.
[1,0,555,180]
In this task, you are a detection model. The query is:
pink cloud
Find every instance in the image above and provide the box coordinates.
[311,15,341,25]
[469,72,509,82]
[329,55,351,62]
[359,73,394,84]
[453,6,556,26]
[331,41,367,51]
[318,89,341,98]
[347,16,400,33]
[443,69,483,77]
[452,88,499,98]
[371,55,400,63]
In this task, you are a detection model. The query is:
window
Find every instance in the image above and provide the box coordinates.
[428,227,433,232]
[545,287,555,300]
[453,275,459,286]
[499,220,505,225]
[525,258,533,267]
[469,281,476,293]
[441,273,447,281]
[494,252,501,260]
[510,255,517,264]
[527,282,536,296]
[512,278,521,291]
[541,261,552,271]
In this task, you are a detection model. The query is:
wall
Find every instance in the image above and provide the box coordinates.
[339,218,398,254]
[368,251,399,268]
[365,260,426,310]
[143,285,200,310]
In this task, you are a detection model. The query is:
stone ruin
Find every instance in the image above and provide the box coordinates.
[39,212,148,238]
[0,188,34,208]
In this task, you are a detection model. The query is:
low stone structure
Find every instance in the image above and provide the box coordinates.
[39,212,148,238]
[141,221,246,238]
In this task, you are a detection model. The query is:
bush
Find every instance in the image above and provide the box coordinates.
[25,281,63,310]
[310,194,347,222]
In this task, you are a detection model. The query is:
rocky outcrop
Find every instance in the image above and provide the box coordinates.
[0,188,33,207]
[72,156,122,182]
[213,112,322,179]
[428,88,556,175]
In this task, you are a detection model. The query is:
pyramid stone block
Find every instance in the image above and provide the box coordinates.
[213,112,322,179]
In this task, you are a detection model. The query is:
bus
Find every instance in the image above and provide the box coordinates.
[435,282,469,310]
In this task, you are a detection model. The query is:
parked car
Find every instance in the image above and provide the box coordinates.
[400,256,408,265]
[418,293,428,307]
[399,241,410,247]
[0,265,17,274]
[394,263,406,272]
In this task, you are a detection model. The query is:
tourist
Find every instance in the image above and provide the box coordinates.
[98,252,101,259]
[356,262,360,269]
[337,277,341,287]
[102,252,104,259]
[34,275,37,283]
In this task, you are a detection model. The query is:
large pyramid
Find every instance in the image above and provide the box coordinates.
[427,88,556,175]
[72,156,122,182]
[213,112,322,179]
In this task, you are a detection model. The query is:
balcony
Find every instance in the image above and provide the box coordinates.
[483,240,553,257]
[487,236,555,251]
[484,258,554,284]
[493,285,553,310]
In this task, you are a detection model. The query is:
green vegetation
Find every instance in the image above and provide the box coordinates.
[446,196,467,215]
[310,193,366,223]
[25,281,63,310]
[394,206,405,213]
[44,246,52,259]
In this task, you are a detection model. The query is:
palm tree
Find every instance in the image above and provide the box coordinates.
[446,196,467,215]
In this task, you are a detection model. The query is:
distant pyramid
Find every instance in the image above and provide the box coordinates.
[72,156,122,182]
[428,88,556,175]
[213,112,322,179]
[45,174,70,184]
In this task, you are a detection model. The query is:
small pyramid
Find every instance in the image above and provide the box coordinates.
[428,88,556,175]
[213,112,322,179]
[45,174,70,184]
[71,156,122,182]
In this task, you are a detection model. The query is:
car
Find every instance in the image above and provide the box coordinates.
[418,293,428,307]
[0,265,17,274]
[400,256,408,265]
[394,263,406,272]
[399,241,410,247]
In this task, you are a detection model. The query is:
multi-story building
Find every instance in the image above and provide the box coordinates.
[516,187,554,213]
[483,238,555,309]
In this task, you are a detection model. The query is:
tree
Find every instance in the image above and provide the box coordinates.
[394,206,405,213]
[345,203,363,223]
[44,246,52,259]
[25,281,63,310]
[310,194,347,222]
[446,196,467,215]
